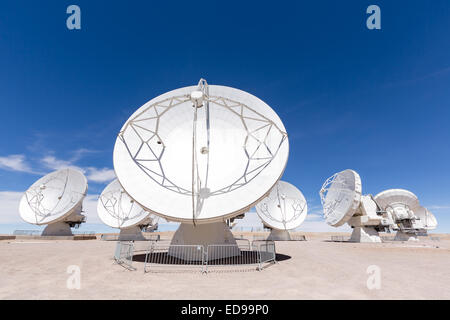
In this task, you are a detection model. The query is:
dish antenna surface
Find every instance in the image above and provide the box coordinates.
[374,189,437,241]
[319,169,392,242]
[255,181,307,240]
[97,179,159,240]
[19,168,88,236]
[113,79,289,258]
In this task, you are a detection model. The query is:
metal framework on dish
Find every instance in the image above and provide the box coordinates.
[320,169,393,243]
[97,179,159,241]
[255,180,308,240]
[374,189,438,241]
[320,169,438,242]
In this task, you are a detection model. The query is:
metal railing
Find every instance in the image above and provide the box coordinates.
[142,240,277,273]
[72,231,96,235]
[13,230,41,236]
[251,234,307,241]
[330,235,349,242]
[234,238,251,250]
[290,234,307,241]
[144,243,206,273]
[253,240,277,267]
[205,244,249,272]
[101,234,161,241]
[114,241,136,270]
[252,235,270,241]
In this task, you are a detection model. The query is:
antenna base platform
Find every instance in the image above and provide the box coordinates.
[349,226,381,243]
[41,221,73,236]
[267,229,291,241]
[169,222,240,261]
[118,226,147,241]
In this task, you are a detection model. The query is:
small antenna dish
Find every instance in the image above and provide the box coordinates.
[320,169,362,227]
[320,169,392,242]
[97,179,158,240]
[19,168,88,236]
[414,206,438,230]
[255,181,307,240]
[113,79,289,259]
[374,189,436,241]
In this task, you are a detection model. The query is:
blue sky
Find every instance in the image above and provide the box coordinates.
[0,1,449,233]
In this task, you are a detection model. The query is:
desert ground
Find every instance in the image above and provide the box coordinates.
[0,232,449,300]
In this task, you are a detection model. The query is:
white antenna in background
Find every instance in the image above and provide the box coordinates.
[319,169,392,242]
[19,168,88,236]
[255,180,308,240]
[374,189,437,241]
[97,179,159,241]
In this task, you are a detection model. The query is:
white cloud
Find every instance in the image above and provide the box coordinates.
[0,152,116,185]
[41,155,82,171]
[0,154,34,173]
[85,167,116,183]
[427,205,450,210]
[40,156,115,183]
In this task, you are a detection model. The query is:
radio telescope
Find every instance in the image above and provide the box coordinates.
[319,169,393,242]
[19,168,88,236]
[97,179,159,240]
[113,79,289,259]
[374,189,438,241]
[255,181,307,240]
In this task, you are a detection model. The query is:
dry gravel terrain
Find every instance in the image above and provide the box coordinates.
[0,232,449,299]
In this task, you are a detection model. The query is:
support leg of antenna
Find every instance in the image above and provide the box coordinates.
[267,229,291,241]
[349,226,381,243]
[41,221,73,236]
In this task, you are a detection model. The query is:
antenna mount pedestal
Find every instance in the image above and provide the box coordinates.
[169,222,240,261]
[41,221,73,236]
[119,225,147,241]
[349,226,382,243]
[267,229,291,241]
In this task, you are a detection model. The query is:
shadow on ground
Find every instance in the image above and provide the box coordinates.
[132,252,291,265]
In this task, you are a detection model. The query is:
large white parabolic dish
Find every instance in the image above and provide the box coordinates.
[320,169,362,227]
[414,206,438,230]
[19,168,88,225]
[374,189,436,228]
[113,82,289,224]
[374,189,420,212]
[255,180,307,230]
[97,179,152,229]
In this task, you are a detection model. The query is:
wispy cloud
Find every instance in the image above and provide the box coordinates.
[384,66,450,88]
[85,167,116,183]
[427,205,450,210]
[40,155,115,183]
[0,151,116,184]
[0,154,35,173]
[41,155,82,171]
